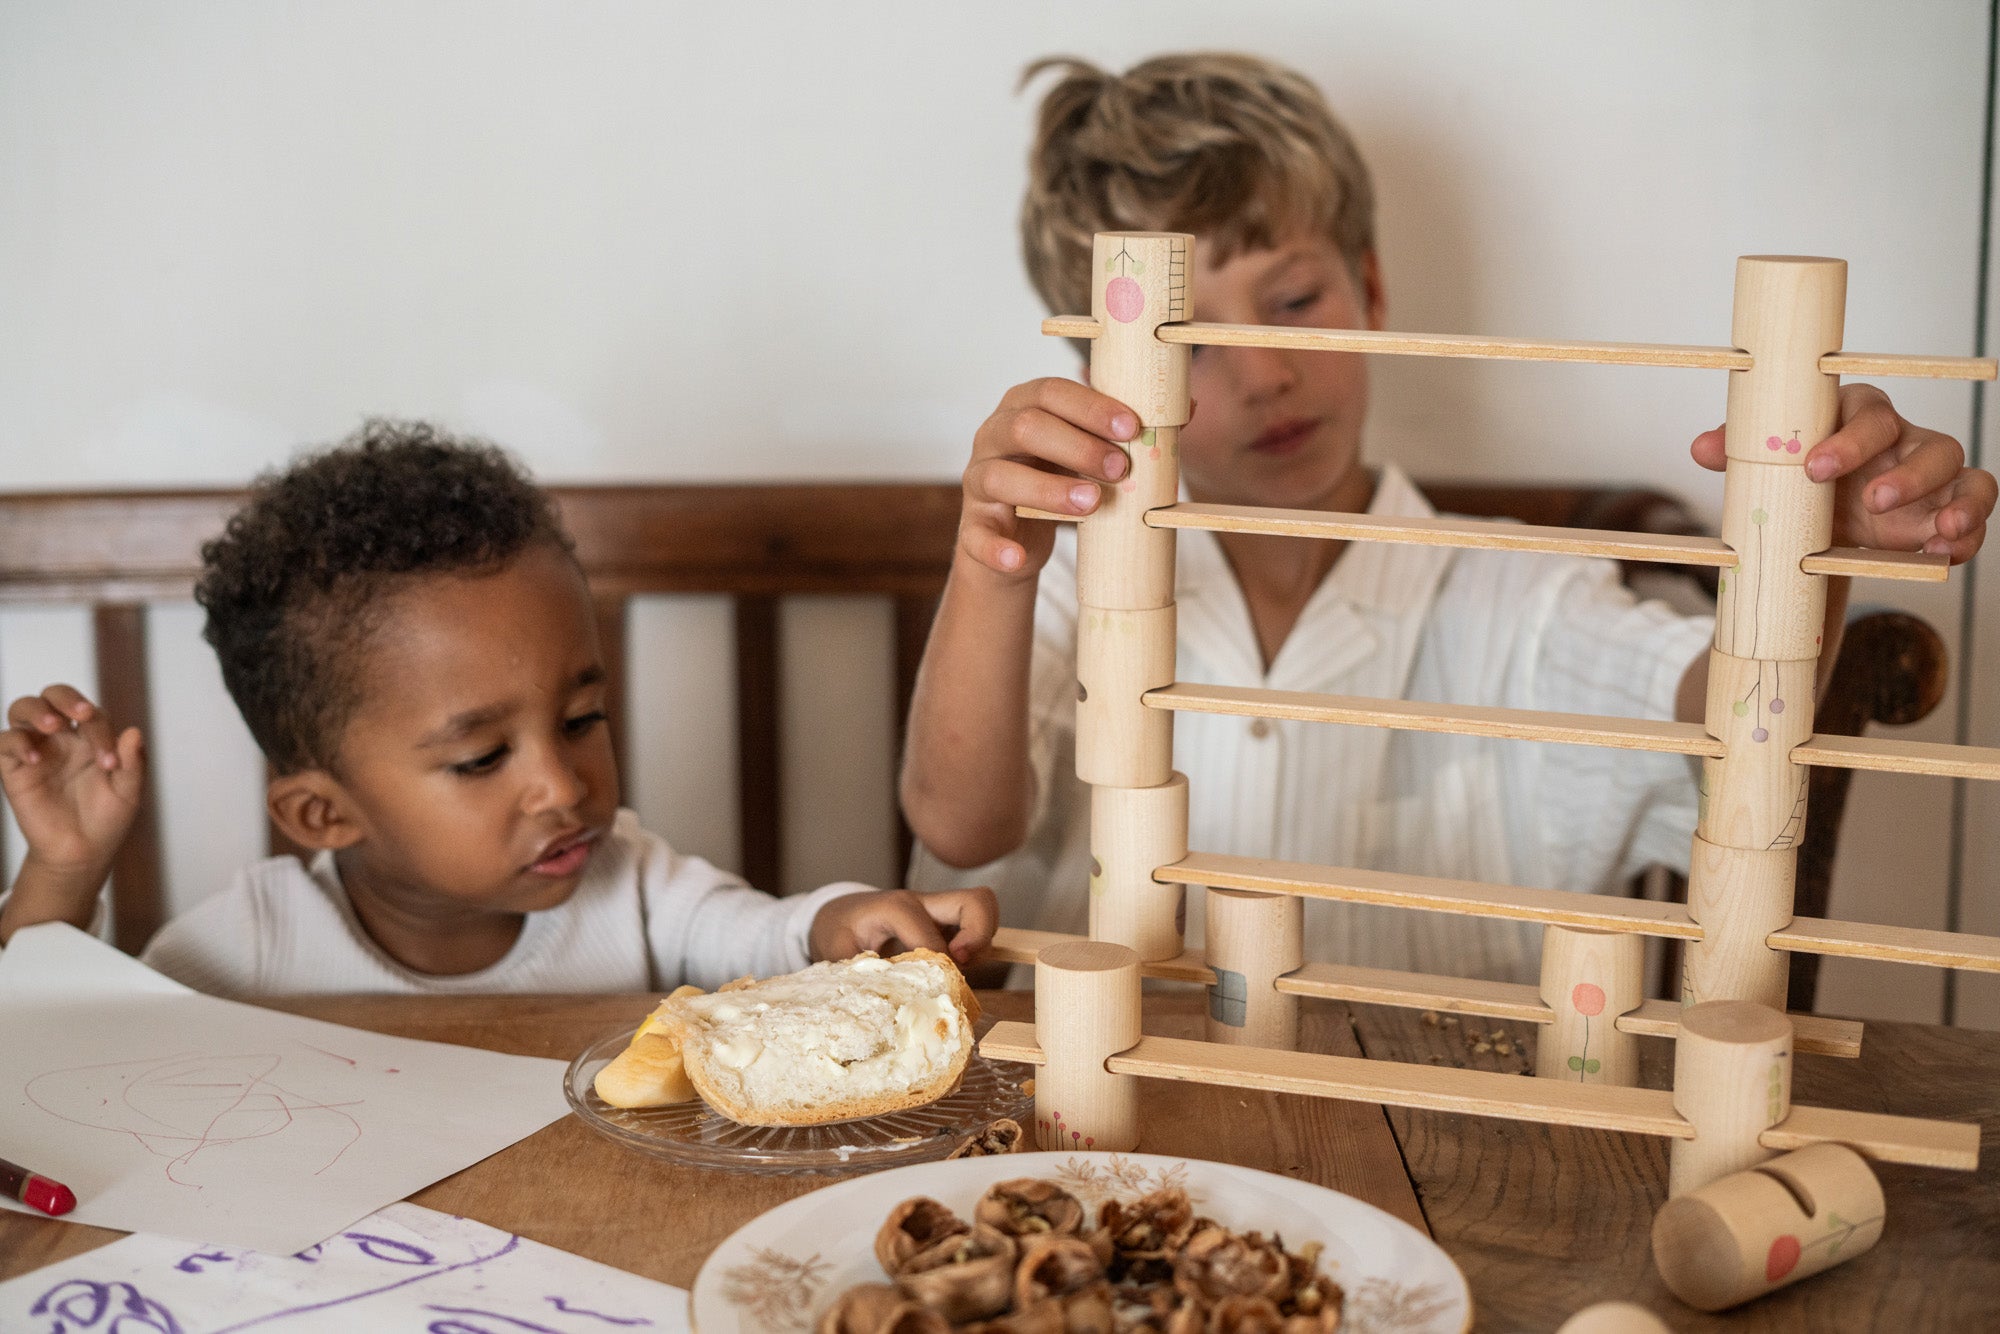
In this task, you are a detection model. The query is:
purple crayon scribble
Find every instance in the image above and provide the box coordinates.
[174,1248,236,1274]
[204,1234,521,1334]
[547,1294,653,1325]
[29,1279,185,1334]
[344,1232,439,1265]
[425,1305,567,1333]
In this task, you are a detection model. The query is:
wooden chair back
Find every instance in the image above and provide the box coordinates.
[0,479,1946,1013]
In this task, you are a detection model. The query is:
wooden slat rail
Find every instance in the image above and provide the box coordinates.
[1018,504,1949,584]
[1158,851,1703,937]
[978,1023,1979,1169]
[1794,733,2000,782]
[985,931,1861,1056]
[1146,681,1726,757]
[1770,916,2000,973]
[1043,316,1998,381]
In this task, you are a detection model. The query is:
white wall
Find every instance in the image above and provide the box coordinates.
[2,1,1992,1024]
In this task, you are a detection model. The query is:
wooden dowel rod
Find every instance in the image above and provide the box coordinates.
[988,926,1216,983]
[1023,507,1948,586]
[1793,733,2000,782]
[1147,681,1726,757]
[1160,851,1703,938]
[1769,915,2000,972]
[1620,1000,1861,1058]
[1819,350,1998,381]
[1147,503,1738,566]
[977,1023,1976,1167]
[1042,316,1996,382]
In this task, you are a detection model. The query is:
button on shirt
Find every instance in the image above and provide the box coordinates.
[910,466,1712,984]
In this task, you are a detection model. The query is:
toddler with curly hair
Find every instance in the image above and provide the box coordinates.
[0,422,995,995]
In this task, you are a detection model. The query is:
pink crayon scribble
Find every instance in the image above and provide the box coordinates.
[298,1042,357,1067]
[26,1052,364,1187]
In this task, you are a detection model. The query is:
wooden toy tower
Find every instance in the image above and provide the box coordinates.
[982,233,2000,1209]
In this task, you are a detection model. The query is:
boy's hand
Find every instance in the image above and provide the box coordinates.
[808,885,999,968]
[961,378,1140,579]
[1691,384,1995,562]
[0,685,145,880]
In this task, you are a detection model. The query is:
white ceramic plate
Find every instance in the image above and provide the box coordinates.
[692,1150,1471,1334]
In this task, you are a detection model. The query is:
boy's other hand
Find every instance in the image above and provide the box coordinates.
[1691,384,1995,563]
[808,885,1000,968]
[0,684,145,878]
[961,378,1141,579]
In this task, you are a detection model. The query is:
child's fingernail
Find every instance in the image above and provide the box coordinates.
[997,545,1022,571]
[100,752,117,770]
[1873,483,1899,509]
[1806,456,1835,482]
[1104,451,1128,479]
[1110,413,1137,440]
[1070,482,1098,510]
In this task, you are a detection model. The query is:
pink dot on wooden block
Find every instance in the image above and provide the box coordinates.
[1767,1234,1801,1282]
[1106,277,1145,323]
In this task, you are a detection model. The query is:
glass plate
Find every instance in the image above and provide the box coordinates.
[563,1025,1033,1175]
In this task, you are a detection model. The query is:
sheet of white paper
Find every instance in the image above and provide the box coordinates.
[0,1199,689,1333]
[0,923,574,1255]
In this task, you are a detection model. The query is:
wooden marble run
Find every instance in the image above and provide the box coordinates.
[978,233,2000,1208]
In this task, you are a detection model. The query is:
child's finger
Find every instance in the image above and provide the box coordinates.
[968,456,1105,520]
[7,694,70,735]
[1688,425,1726,472]
[107,728,146,799]
[0,727,43,770]
[1861,433,1968,515]
[1805,389,1900,482]
[922,886,999,963]
[855,892,950,958]
[1008,377,1140,447]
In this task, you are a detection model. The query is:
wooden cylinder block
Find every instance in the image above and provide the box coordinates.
[1075,603,1176,788]
[1088,231,1193,427]
[1089,773,1189,961]
[1721,256,1845,467]
[1698,649,1816,852]
[1715,462,1833,661]
[1682,833,1795,1010]
[1669,1001,1793,1197]
[1077,425,1180,612]
[1080,230,1191,614]
[1536,926,1644,1085]
[1034,940,1143,1152]
[1653,1143,1885,1311]
[1555,1303,1673,1334]
[1204,888,1304,1050]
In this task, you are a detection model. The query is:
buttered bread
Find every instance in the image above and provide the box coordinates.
[662,949,979,1127]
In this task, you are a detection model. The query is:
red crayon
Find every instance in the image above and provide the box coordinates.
[1,1155,76,1217]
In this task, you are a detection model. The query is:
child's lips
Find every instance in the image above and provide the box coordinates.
[527,830,599,878]
[1250,418,1319,456]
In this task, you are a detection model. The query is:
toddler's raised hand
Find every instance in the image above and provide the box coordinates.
[0,684,145,882]
[960,378,1140,579]
[809,885,999,967]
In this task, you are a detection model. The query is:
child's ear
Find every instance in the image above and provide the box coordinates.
[1359,249,1387,332]
[267,770,364,852]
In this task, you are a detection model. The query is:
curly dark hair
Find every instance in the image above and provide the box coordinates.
[196,419,574,773]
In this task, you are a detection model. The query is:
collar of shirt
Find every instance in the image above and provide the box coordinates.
[1174,464,1457,693]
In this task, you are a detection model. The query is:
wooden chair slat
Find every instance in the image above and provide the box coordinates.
[733,594,782,893]
[90,604,166,953]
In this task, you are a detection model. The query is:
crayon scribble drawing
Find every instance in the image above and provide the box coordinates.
[25,1051,364,1187]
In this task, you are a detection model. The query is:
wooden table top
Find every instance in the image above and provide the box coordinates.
[2,991,1995,1332]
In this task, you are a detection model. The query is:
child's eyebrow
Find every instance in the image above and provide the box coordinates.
[415,666,607,749]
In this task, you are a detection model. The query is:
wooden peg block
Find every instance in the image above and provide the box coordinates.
[1683,834,1795,1009]
[1088,232,1192,428]
[1079,232,1191,613]
[1076,603,1176,788]
[1203,888,1304,1050]
[1536,926,1644,1085]
[1555,1303,1673,1334]
[1722,256,1846,467]
[1669,1001,1793,1197]
[1698,649,1817,852]
[1034,940,1143,1152]
[1078,425,1180,612]
[1090,773,1189,961]
[1715,463,1834,662]
[1653,1143,1885,1311]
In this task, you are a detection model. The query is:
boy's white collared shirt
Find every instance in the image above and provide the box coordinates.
[913,465,1711,984]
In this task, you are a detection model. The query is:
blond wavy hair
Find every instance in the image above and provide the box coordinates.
[1019,52,1376,318]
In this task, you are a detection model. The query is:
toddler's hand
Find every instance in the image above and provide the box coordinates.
[808,885,999,967]
[1690,384,1995,563]
[0,684,145,880]
[961,378,1140,579]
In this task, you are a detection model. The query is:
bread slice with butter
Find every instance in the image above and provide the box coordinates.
[660,949,980,1127]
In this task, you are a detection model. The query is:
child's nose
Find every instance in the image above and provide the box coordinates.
[1224,344,1298,402]
[524,745,589,814]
